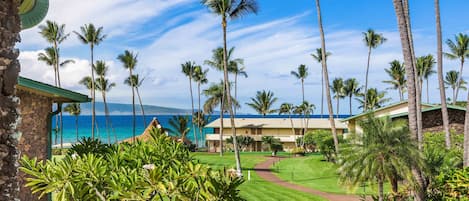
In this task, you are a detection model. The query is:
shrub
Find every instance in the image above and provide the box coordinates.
[227,136,254,151]
[306,130,343,162]
[431,167,469,201]
[290,147,305,156]
[67,137,112,156]
[262,136,283,156]
[21,128,245,201]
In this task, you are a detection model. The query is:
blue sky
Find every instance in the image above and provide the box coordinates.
[18,0,469,114]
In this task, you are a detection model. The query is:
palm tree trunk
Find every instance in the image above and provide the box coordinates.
[321,67,324,118]
[0,1,21,198]
[426,78,430,103]
[316,0,339,154]
[90,45,96,139]
[135,87,147,127]
[235,73,238,115]
[378,177,384,201]
[336,97,339,118]
[75,115,79,142]
[436,0,451,148]
[130,69,136,142]
[56,42,65,150]
[198,82,203,146]
[301,79,305,102]
[349,95,352,116]
[222,18,242,176]
[455,59,465,102]
[54,68,59,145]
[398,84,403,101]
[189,76,198,148]
[392,0,427,199]
[102,91,111,144]
[464,90,469,167]
[364,46,372,112]
[289,113,296,147]
[453,87,457,105]
[219,102,224,156]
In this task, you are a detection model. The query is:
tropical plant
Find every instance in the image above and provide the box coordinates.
[290,64,309,102]
[228,58,247,115]
[262,136,283,156]
[64,103,81,141]
[74,23,106,139]
[279,103,296,145]
[124,74,147,128]
[339,116,422,200]
[168,115,191,142]
[193,65,209,145]
[315,0,340,155]
[117,50,138,141]
[343,78,361,116]
[416,54,436,103]
[94,60,116,144]
[383,60,406,101]
[311,48,331,118]
[331,78,345,117]
[67,137,112,156]
[181,61,198,147]
[227,136,254,151]
[363,29,387,110]
[294,101,315,147]
[356,88,390,110]
[445,70,467,104]
[444,33,469,104]
[310,130,342,162]
[246,90,278,116]
[201,0,258,176]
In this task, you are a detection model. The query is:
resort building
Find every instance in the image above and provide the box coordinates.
[342,101,466,134]
[205,118,347,152]
[16,77,90,201]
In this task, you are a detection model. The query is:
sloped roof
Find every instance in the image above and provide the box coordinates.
[390,105,466,119]
[205,118,348,129]
[121,118,192,144]
[342,101,435,122]
[17,76,90,103]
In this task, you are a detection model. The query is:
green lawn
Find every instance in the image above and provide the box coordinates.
[273,153,383,195]
[193,152,326,201]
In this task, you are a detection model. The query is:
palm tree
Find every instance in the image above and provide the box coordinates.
[435,0,451,150]
[95,62,116,145]
[279,103,296,146]
[311,48,331,118]
[356,88,391,111]
[416,55,436,103]
[201,0,259,176]
[74,24,106,139]
[315,0,339,154]
[445,70,466,104]
[363,29,387,111]
[117,50,138,141]
[124,74,147,130]
[262,136,283,156]
[291,64,309,102]
[181,61,198,147]
[444,33,469,102]
[331,78,345,118]
[246,90,278,116]
[228,59,247,115]
[194,66,209,143]
[79,76,93,96]
[343,78,361,116]
[383,60,406,101]
[1,1,22,197]
[64,103,81,142]
[295,101,315,147]
[168,115,190,142]
[339,116,422,200]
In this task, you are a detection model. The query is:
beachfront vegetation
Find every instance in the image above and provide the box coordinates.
[383,60,406,101]
[94,60,116,144]
[63,103,81,141]
[445,70,467,104]
[117,50,138,140]
[310,48,331,117]
[246,90,278,116]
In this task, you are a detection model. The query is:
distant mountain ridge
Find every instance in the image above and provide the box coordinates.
[74,102,191,115]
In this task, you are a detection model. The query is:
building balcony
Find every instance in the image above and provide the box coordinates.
[205,134,298,142]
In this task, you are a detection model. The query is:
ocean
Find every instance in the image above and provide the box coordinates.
[53,114,351,147]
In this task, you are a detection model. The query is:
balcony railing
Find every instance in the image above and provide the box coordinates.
[205,134,298,142]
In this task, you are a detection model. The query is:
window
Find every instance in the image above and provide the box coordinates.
[214,128,220,134]
[294,129,303,135]
[257,128,262,135]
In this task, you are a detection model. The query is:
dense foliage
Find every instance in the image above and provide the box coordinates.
[21,128,245,201]
[262,136,283,156]
[226,136,254,151]
[298,130,344,161]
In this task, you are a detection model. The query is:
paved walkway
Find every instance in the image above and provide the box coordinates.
[254,157,362,201]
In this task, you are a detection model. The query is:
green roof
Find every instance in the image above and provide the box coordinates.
[18,76,90,103]
[390,105,466,119]
[19,0,49,30]
[341,101,435,122]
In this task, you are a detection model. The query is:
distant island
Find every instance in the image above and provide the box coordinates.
[72,102,192,115]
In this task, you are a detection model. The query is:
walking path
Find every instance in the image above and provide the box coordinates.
[254,157,362,201]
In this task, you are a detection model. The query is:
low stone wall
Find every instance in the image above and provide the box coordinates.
[421,109,465,134]
[17,89,51,201]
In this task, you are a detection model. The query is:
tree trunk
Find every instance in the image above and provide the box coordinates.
[390,176,399,194]
[398,84,403,101]
[378,177,384,201]
[90,45,96,139]
[315,0,339,154]
[464,91,469,166]
[102,91,111,144]
[455,59,465,103]
[222,18,242,176]
[234,73,238,116]
[349,95,352,116]
[435,0,451,149]
[188,76,198,148]
[336,97,339,118]
[453,87,457,105]
[289,113,296,147]
[75,115,79,142]
[198,82,203,147]
[130,68,136,142]
[135,87,147,127]
[0,1,21,199]
[301,79,305,103]
[321,67,324,118]
[364,46,372,112]
[219,103,224,156]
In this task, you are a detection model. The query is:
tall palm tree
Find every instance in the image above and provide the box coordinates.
[64,103,81,142]
[1,1,22,198]
[124,74,147,130]
[79,76,93,96]
[356,88,391,111]
[291,64,309,102]
[246,90,278,116]
[294,101,315,147]
[194,66,209,143]
[201,0,259,176]
[435,0,451,149]
[445,33,469,102]
[444,71,466,104]
[339,116,422,201]
[279,103,296,145]
[363,29,387,111]
[95,61,116,145]
[117,50,138,141]
[168,115,190,141]
[383,60,406,101]
[343,78,361,116]
[74,24,106,139]
[392,1,427,198]
[228,59,247,115]
[181,61,198,147]
[331,78,345,118]
[416,55,436,103]
[315,0,339,154]
[311,48,331,118]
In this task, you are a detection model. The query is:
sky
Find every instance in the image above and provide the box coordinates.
[18,0,469,115]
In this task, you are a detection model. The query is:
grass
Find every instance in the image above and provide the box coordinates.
[273,153,385,195]
[193,152,327,201]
